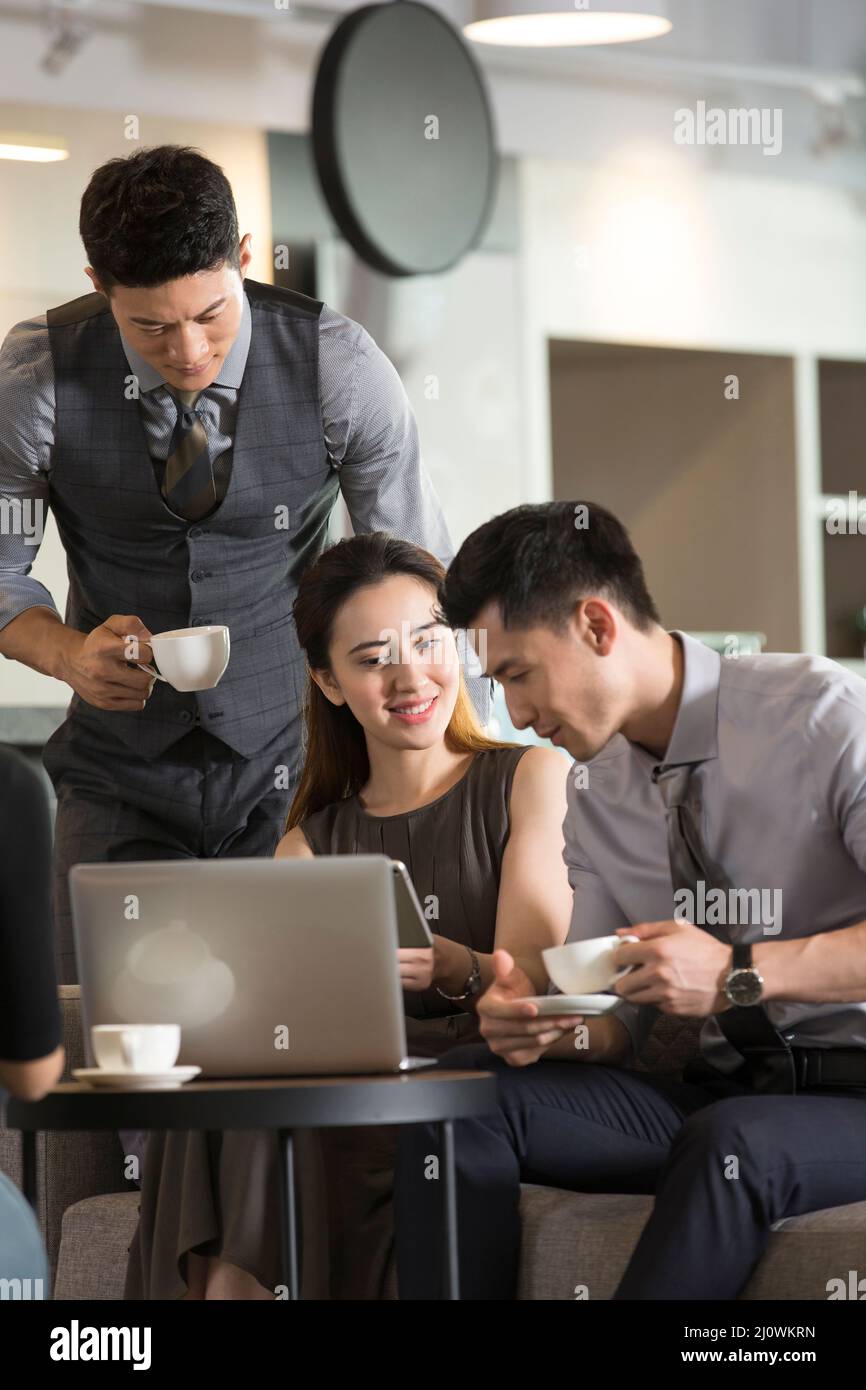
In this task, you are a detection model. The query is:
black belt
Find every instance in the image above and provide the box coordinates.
[716,1006,866,1092]
[685,1044,866,1094]
[791,1047,866,1088]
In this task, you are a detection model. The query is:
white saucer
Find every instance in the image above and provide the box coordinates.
[73,1066,201,1090]
[525,994,623,1017]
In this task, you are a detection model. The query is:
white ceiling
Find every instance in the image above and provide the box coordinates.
[4,0,866,97]
[3,0,866,177]
[110,0,866,83]
[14,0,866,78]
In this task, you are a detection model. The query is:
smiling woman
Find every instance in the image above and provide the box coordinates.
[286,531,510,822]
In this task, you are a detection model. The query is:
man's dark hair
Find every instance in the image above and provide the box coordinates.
[440,501,660,634]
[79,145,240,291]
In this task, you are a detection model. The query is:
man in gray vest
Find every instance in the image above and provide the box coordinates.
[0,144,488,988]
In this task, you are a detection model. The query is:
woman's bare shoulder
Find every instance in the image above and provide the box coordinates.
[274,824,315,859]
[509,745,570,815]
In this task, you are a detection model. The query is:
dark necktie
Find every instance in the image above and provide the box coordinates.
[653,761,796,1093]
[162,387,218,521]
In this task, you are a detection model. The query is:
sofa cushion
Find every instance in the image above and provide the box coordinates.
[53,1193,140,1301]
[518,1188,651,1299]
[517,1184,866,1300]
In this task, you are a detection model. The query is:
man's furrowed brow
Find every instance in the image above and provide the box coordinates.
[128,295,228,327]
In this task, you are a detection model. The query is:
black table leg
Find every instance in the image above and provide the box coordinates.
[277,1128,299,1300]
[439,1119,460,1300]
[21,1130,38,1213]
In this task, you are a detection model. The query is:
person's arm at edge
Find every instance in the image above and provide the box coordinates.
[0,1048,65,1103]
[0,322,74,679]
[0,751,64,1100]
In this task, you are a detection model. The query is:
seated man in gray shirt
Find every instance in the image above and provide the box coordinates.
[394,499,866,1300]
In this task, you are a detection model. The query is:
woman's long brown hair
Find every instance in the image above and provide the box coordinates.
[286,532,514,830]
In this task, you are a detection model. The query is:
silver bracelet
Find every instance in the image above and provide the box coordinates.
[435,945,482,1002]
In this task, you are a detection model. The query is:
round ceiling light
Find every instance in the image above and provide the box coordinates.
[465,0,671,48]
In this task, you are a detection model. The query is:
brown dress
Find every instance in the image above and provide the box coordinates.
[124,745,529,1299]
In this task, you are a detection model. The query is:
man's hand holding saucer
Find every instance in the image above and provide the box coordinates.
[477,949,584,1067]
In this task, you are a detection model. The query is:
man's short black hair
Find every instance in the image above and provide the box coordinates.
[79,145,240,291]
[440,501,660,634]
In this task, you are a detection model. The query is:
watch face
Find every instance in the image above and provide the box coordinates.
[727,969,762,1006]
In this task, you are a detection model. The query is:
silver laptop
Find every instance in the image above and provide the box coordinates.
[70,856,438,1077]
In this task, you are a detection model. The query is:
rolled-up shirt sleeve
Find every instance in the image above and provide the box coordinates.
[319,306,490,722]
[0,318,59,632]
[562,778,658,1058]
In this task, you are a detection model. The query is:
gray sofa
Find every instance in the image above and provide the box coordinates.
[2,986,865,1299]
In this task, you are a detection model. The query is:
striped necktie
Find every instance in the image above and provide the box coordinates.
[162,386,218,521]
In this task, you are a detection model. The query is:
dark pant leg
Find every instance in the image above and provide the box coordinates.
[394,1043,721,1300]
[614,1087,866,1299]
[44,719,297,981]
[197,724,296,860]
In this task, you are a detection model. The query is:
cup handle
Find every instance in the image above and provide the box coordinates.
[136,662,167,682]
[120,1036,141,1070]
[615,934,641,976]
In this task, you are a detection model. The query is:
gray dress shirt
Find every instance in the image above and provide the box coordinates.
[0,290,489,718]
[564,630,866,1071]
[0,291,454,628]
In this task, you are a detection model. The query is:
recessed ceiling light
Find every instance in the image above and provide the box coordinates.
[465,0,671,48]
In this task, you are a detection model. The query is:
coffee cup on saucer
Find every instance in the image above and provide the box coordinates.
[77,1023,200,1089]
[542,934,640,995]
[91,1023,181,1074]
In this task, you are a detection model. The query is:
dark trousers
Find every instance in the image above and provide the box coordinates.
[42,713,296,1182]
[394,1043,866,1300]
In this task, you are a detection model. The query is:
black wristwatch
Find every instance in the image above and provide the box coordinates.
[724,943,764,1007]
[436,945,482,1003]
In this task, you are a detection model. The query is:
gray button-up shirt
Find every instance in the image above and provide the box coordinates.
[0,290,489,715]
[564,630,866,1071]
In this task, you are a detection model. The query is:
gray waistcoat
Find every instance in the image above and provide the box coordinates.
[46,278,339,760]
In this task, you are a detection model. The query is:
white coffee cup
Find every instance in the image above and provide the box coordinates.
[542,934,640,995]
[91,1024,181,1074]
[137,625,230,692]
